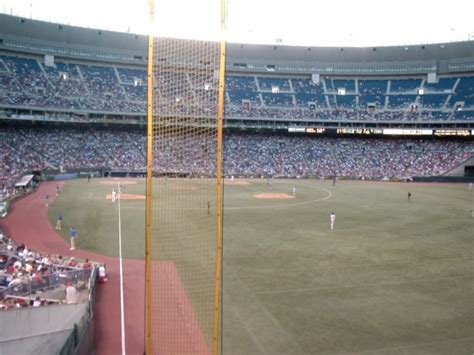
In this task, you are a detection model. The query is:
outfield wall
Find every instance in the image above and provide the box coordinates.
[0,303,88,355]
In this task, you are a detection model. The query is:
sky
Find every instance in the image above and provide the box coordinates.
[1,0,473,47]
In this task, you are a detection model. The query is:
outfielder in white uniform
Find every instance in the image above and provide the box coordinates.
[112,188,116,203]
[330,212,336,230]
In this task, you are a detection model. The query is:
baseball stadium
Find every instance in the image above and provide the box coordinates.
[0,1,473,354]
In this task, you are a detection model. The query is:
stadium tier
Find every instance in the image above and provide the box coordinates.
[0,52,474,121]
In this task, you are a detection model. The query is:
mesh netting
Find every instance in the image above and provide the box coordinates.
[148,36,222,354]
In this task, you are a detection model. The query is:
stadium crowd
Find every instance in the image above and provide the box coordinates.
[0,231,95,310]
[1,126,473,194]
[0,126,146,196]
[224,134,473,178]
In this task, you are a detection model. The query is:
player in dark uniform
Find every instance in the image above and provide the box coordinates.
[407,192,412,202]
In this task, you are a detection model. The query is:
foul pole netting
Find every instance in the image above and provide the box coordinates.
[145,1,226,354]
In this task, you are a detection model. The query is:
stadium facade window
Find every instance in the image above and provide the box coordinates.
[2,39,139,63]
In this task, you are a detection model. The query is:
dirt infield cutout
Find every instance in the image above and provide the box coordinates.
[101,180,137,185]
[225,180,250,185]
[172,185,197,191]
[106,193,145,200]
[254,193,295,199]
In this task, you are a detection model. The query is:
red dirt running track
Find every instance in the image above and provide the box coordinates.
[0,182,145,355]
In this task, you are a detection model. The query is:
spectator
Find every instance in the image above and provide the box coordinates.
[32,296,42,307]
[98,265,107,284]
[66,282,78,304]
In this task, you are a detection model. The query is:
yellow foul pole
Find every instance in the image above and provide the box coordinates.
[145,0,155,354]
[213,0,227,354]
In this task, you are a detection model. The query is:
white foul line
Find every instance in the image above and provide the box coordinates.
[117,183,126,355]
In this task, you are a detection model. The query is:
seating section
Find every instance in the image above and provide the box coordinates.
[358,79,388,95]
[0,126,146,195]
[0,54,473,120]
[420,111,451,120]
[257,77,291,91]
[261,93,294,107]
[423,78,456,92]
[387,95,418,109]
[228,91,261,106]
[453,110,474,120]
[332,79,356,93]
[359,94,385,109]
[0,233,100,310]
[335,95,357,108]
[225,134,473,178]
[418,95,448,109]
[1,126,473,195]
[116,67,147,85]
[293,79,326,108]
[390,79,422,93]
[449,77,474,108]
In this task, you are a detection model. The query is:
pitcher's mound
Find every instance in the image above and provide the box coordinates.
[254,193,295,199]
[101,180,137,185]
[106,193,145,200]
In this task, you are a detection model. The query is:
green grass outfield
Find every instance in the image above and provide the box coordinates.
[49,178,474,354]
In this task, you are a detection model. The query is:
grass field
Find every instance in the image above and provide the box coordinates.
[49,178,474,354]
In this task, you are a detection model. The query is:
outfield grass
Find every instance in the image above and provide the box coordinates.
[49,178,474,354]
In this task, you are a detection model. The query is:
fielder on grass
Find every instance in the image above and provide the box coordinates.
[330,212,336,230]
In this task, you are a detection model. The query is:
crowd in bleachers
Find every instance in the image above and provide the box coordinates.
[224,134,473,178]
[0,230,97,310]
[0,53,473,121]
[1,126,472,195]
[0,126,146,195]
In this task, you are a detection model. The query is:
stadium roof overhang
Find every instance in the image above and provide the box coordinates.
[0,14,473,74]
[14,174,34,188]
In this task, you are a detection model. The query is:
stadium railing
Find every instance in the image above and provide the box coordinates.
[58,266,98,355]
